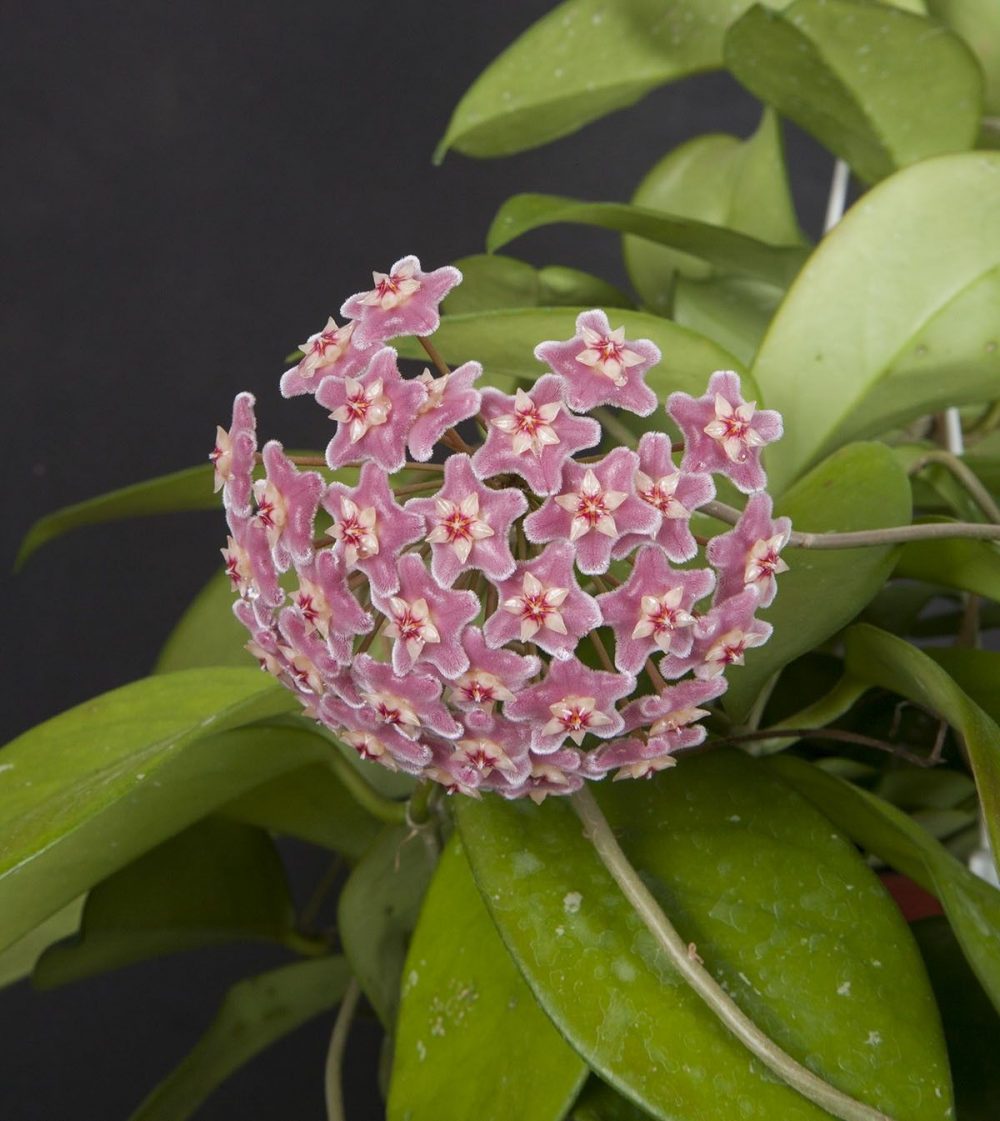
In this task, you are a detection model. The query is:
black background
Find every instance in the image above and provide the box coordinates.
[2,2,833,1117]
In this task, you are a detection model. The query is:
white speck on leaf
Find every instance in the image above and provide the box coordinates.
[837,981,851,996]
[866,1031,882,1046]
[563,891,582,914]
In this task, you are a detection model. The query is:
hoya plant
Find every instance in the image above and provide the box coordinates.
[6,1,1000,1119]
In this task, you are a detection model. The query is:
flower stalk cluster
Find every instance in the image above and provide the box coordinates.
[213,257,788,801]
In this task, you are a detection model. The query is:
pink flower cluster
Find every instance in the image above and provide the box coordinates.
[213,258,789,801]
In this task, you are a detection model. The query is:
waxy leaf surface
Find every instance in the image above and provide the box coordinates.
[389,838,586,1121]
[488,194,808,288]
[752,152,1000,492]
[625,109,803,315]
[445,254,632,315]
[339,824,437,1029]
[456,750,951,1121]
[0,673,317,952]
[769,753,1000,1015]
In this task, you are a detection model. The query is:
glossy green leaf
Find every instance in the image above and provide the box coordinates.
[926,0,1000,114]
[444,254,631,315]
[752,152,1000,492]
[0,675,326,953]
[457,750,951,1121]
[725,0,981,183]
[436,0,760,160]
[389,837,586,1121]
[129,955,351,1121]
[895,522,1000,602]
[395,307,745,402]
[155,568,249,673]
[927,647,1000,725]
[625,110,804,314]
[488,194,808,288]
[0,897,84,991]
[672,275,783,367]
[339,824,437,1029]
[34,819,298,989]
[16,464,216,569]
[219,762,380,860]
[721,442,911,720]
[436,0,924,161]
[768,753,1000,1014]
[844,624,1000,876]
[911,917,1000,1119]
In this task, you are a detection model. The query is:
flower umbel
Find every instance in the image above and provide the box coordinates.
[214,259,788,797]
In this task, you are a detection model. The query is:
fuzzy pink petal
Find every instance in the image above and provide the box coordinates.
[341,256,462,349]
[406,362,483,462]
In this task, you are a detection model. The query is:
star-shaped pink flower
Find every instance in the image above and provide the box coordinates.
[534,309,659,416]
[253,441,324,571]
[318,347,426,472]
[484,540,602,660]
[280,317,370,398]
[293,549,372,641]
[662,586,771,681]
[340,255,462,349]
[613,433,715,564]
[596,546,715,674]
[446,627,540,712]
[667,370,783,493]
[223,510,283,607]
[211,391,257,518]
[448,710,533,786]
[279,605,353,689]
[487,748,585,803]
[618,672,726,744]
[371,554,479,679]
[523,447,659,575]
[706,493,791,608]
[405,454,526,587]
[352,653,462,740]
[407,361,483,462]
[471,375,600,495]
[323,461,425,597]
[504,656,634,755]
[318,693,433,774]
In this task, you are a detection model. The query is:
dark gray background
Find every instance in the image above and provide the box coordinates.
[2,2,833,1116]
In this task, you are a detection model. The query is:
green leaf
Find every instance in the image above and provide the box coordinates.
[926,647,1000,725]
[672,276,783,367]
[926,0,1000,114]
[911,917,1000,1119]
[571,1081,655,1120]
[0,674,325,953]
[155,568,249,673]
[34,819,299,989]
[725,0,981,184]
[444,254,631,315]
[338,824,437,1029]
[894,521,1000,602]
[624,109,804,314]
[395,307,746,402]
[721,442,912,720]
[767,752,1000,1015]
[487,194,808,288]
[435,0,926,161]
[16,464,217,569]
[844,624,1000,877]
[752,151,1000,492]
[389,837,586,1121]
[0,897,84,991]
[457,750,952,1121]
[219,763,380,861]
[128,955,351,1121]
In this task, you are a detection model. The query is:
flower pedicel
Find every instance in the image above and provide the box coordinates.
[213,256,788,801]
